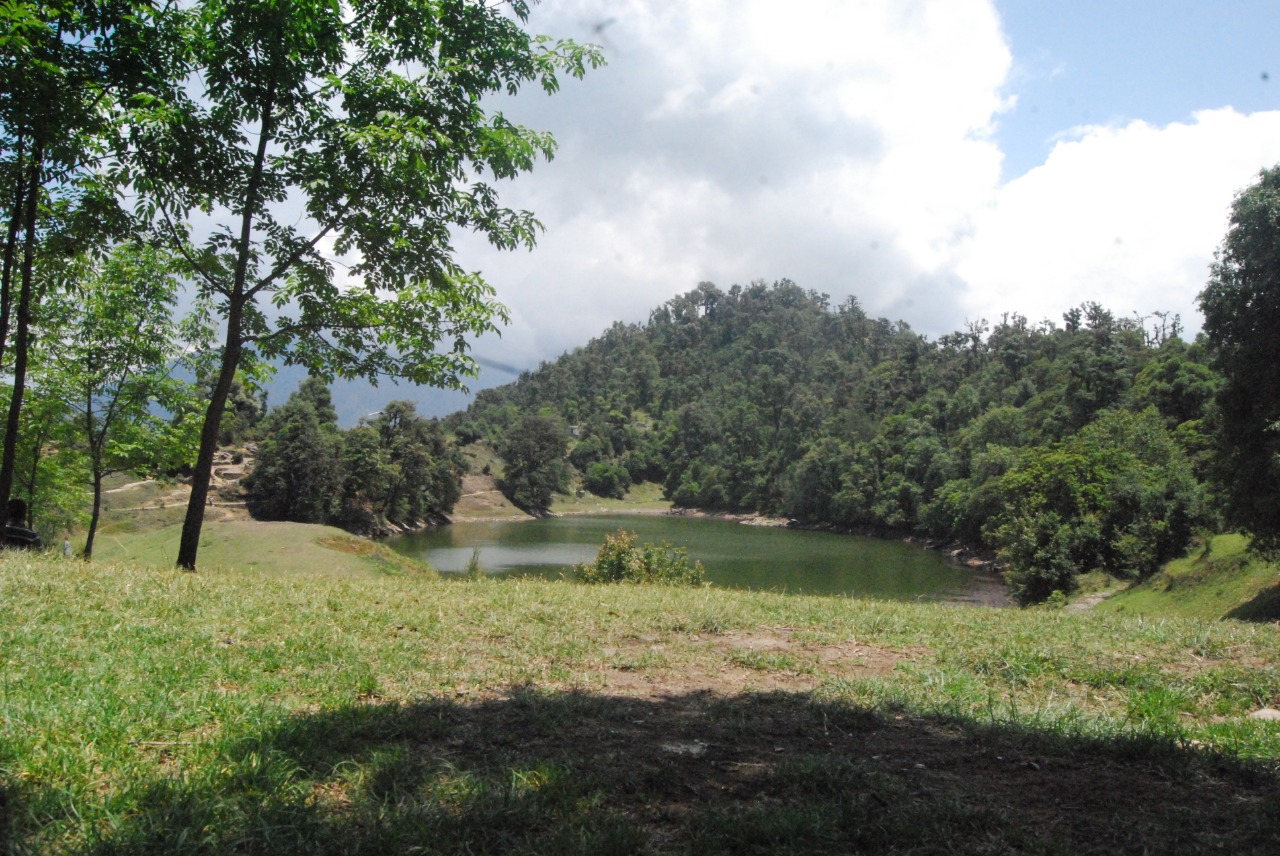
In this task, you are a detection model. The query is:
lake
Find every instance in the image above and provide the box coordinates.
[389,514,1008,605]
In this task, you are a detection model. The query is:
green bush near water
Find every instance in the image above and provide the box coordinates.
[573,529,706,586]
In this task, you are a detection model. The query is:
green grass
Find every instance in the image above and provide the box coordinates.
[92,519,436,578]
[551,480,672,515]
[458,442,504,480]
[2,549,1279,853]
[1098,534,1280,622]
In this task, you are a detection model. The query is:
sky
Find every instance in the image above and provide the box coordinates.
[324,0,1280,420]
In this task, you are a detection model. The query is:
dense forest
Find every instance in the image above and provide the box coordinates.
[450,281,1219,603]
[242,378,465,536]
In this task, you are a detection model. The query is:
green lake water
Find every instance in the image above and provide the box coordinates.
[389,514,1008,606]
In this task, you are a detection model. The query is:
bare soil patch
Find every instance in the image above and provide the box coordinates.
[450,473,530,521]
[267,686,1280,854]
[594,628,920,699]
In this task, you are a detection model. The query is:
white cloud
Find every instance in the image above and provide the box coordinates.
[957,107,1280,332]
[454,1,1280,385]
[458,0,1015,366]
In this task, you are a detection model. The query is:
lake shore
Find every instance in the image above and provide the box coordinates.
[389,511,1009,607]
[440,475,1009,603]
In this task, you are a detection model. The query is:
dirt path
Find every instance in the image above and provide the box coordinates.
[103,451,254,524]
[448,474,531,522]
[1066,590,1117,612]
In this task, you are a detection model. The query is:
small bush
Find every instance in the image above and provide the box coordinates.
[583,461,631,499]
[464,547,486,579]
[574,529,705,586]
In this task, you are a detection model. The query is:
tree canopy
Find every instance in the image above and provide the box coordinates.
[457,280,1217,602]
[116,0,601,568]
[244,385,463,533]
[1198,165,1280,552]
[0,0,185,529]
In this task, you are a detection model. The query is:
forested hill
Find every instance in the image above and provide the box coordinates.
[449,280,1218,603]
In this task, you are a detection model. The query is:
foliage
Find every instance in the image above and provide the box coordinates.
[456,280,1214,601]
[0,389,88,539]
[986,409,1200,604]
[583,460,631,499]
[246,387,462,534]
[243,392,342,524]
[573,529,706,586]
[201,369,270,447]
[1198,164,1280,553]
[0,0,184,527]
[363,400,465,526]
[116,0,601,569]
[35,243,199,557]
[497,413,568,514]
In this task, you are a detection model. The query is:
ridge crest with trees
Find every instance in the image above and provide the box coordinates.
[451,279,1217,604]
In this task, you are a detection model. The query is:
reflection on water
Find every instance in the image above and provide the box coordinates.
[389,514,1007,606]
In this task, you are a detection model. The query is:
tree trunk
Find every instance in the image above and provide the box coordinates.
[175,73,277,570]
[83,466,103,560]
[176,304,244,570]
[22,420,47,529]
[0,132,26,372]
[0,144,44,531]
[82,386,101,560]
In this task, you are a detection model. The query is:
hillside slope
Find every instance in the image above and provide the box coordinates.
[1099,534,1280,622]
[452,280,1216,602]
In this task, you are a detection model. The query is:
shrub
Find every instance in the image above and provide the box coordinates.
[583,461,631,499]
[574,530,706,586]
[986,409,1202,604]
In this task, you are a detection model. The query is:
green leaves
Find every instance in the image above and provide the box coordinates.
[573,529,706,586]
[987,409,1201,603]
[246,388,462,532]
[1198,165,1280,552]
[497,413,568,514]
[113,2,601,567]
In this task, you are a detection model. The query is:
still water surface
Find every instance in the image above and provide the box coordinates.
[390,514,1007,605]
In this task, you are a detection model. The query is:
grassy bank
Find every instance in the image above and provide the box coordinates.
[1099,534,1280,622]
[2,552,1279,854]
[91,519,435,578]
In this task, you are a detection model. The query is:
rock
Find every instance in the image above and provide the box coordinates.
[1248,708,1280,721]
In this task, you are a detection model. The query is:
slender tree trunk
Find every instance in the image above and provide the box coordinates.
[1,132,26,371]
[23,420,47,529]
[0,143,44,532]
[176,307,243,569]
[84,466,104,560]
[82,384,100,559]
[175,74,278,571]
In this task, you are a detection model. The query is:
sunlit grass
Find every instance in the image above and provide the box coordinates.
[1100,534,1280,621]
[91,520,436,578]
[2,551,1278,853]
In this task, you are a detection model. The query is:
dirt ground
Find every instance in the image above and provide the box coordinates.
[104,450,253,523]
[449,473,530,521]
[370,626,1276,853]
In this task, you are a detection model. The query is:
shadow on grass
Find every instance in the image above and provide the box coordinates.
[11,689,1280,855]
[1226,582,1280,622]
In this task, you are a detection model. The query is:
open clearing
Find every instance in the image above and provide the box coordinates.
[2,553,1278,853]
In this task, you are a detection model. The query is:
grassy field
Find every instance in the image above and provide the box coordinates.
[91,519,436,579]
[1100,534,1280,622]
[550,480,673,516]
[3,548,1279,854]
